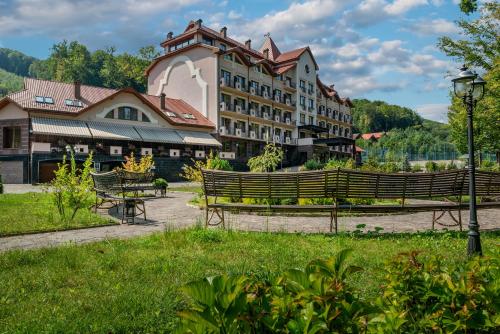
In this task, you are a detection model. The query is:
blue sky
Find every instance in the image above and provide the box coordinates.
[0,0,471,123]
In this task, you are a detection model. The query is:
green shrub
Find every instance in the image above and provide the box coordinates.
[176,250,499,333]
[480,160,500,172]
[447,161,458,170]
[153,178,168,188]
[382,161,400,173]
[0,174,3,194]
[437,162,447,171]
[303,159,324,171]
[324,158,357,170]
[411,163,423,172]
[176,249,370,333]
[361,155,381,171]
[180,151,233,182]
[370,251,499,333]
[400,154,411,172]
[247,143,284,172]
[425,161,438,172]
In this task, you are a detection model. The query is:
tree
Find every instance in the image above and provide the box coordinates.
[437,2,499,71]
[438,1,500,159]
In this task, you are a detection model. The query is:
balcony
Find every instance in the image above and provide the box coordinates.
[307,107,315,113]
[284,80,297,91]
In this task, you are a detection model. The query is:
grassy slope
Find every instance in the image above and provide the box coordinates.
[0,228,498,332]
[0,193,115,236]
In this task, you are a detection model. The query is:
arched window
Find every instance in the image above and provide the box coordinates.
[118,107,138,121]
[305,64,310,74]
[105,110,114,119]
[142,113,151,122]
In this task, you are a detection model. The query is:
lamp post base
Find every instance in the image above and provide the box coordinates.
[467,230,482,256]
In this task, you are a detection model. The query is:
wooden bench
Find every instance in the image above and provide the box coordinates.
[91,171,155,223]
[200,168,500,233]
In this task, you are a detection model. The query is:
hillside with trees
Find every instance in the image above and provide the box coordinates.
[0,48,38,77]
[0,68,24,97]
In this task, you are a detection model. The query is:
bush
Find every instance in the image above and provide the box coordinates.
[411,163,423,172]
[324,158,357,170]
[247,143,284,172]
[480,160,500,172]
[437,162,447,171]
[382,161,400,173]
[400,154,411,172]
[153,178,168,188]
[180,151,233,182]
[176,250,500,333]
[425,161,438,172]
[49,152,94,221]
[303,159,324,171]
[361,155,381,171]
[447,160,458,170]
[121,152,154,172]
[370,251,499,333]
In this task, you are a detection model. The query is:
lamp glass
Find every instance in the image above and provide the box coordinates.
[454,80,472,98]
[472,76,486,100]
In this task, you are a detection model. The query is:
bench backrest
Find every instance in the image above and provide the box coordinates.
[201,168,478,200]
[119,170,154,185]
[469,170,500,197]
[91,171,122,194]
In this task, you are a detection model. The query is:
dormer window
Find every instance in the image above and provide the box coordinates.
[219,43,227,51]
[35,96,54,104]
[118,107,138,121]
[183,113,196,119]
[142,113,151,122]
[166,112,176,117]
[105,110,114,119]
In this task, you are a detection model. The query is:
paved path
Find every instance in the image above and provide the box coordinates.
[1,190,499,252]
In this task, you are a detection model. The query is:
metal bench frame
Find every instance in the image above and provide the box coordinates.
[201,168,500,233]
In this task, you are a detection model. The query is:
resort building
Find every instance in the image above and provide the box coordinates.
[0,19,354,183]
[147,19,354,164]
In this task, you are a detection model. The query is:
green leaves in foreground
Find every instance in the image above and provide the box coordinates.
[176,249,500,333]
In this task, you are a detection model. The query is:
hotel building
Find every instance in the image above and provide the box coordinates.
[0,19,354,183]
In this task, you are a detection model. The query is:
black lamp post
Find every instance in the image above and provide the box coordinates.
[451,65,486,256]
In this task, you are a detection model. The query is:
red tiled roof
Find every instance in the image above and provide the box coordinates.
[142,95,214,128]
[355,146,365,153]
[359,132,385,140]
[4,78,214,129]
[259,35,281,61]
[275,63,296,75]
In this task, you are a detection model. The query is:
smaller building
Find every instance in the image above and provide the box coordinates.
[0,78,221,183]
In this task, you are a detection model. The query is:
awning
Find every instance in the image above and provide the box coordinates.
[31,117,92,138]
[177,130,221,147]
[87,121,142,141]
[134,126,184,144]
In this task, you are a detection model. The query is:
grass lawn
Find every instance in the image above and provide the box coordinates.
[0,228,498,333]
[0,193,116,236]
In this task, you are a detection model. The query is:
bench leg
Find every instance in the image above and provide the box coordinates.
[458,207,462,232]
[205,207,209,228]
[143,201,147,221]
[331,208,338,234]
[432,211,436,230]
[221,209,225,229]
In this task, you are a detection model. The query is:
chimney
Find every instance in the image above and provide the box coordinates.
[220,26,227,38]
[74,81,81,100]
[166,31,173,40]
[195,19,203,29]
[160,93,166,110]
[263,48,269,59]
[245,39,251,49]
[329,84,335,90]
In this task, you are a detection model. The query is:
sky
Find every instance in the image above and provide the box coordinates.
[0,0,472,123]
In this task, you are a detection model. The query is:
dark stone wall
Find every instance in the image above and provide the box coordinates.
[0,154,29,183]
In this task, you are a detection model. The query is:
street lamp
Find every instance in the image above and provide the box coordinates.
[451,65,486,256]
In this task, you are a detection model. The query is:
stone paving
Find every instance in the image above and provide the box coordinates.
[1,189,499,252]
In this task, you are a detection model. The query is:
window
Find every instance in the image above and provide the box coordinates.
[118,106,138,121]
[142,113,151,122]
[300,96,306,106]
[221,69,231,85]
[223,53,233,61]
[202,36,214,46]
[219,43,227,51]
[65,99,83,107]
[166,111,176,117]
[308,99,314,109]
[234,75,246,88]
[105,110,114,119]
[183,113,196,119]
[308,83,314,94]
[274,89,281,99]
[168,38,195,52]
[309,116,314,125]
[64,99,74,106]
[35,96,54,104]
[300,114,305,123]
[305,64,310,74]
[299,80,306,89]
[3,126,21,149]
[249,80,259,90]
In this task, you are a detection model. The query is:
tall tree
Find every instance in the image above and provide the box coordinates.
[438,1,500,159]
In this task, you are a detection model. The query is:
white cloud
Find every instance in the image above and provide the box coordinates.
[415,103,449,123]
[384,0,428,15]
[408,18,460,35]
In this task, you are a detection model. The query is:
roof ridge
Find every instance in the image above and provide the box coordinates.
[24,77,119,92]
